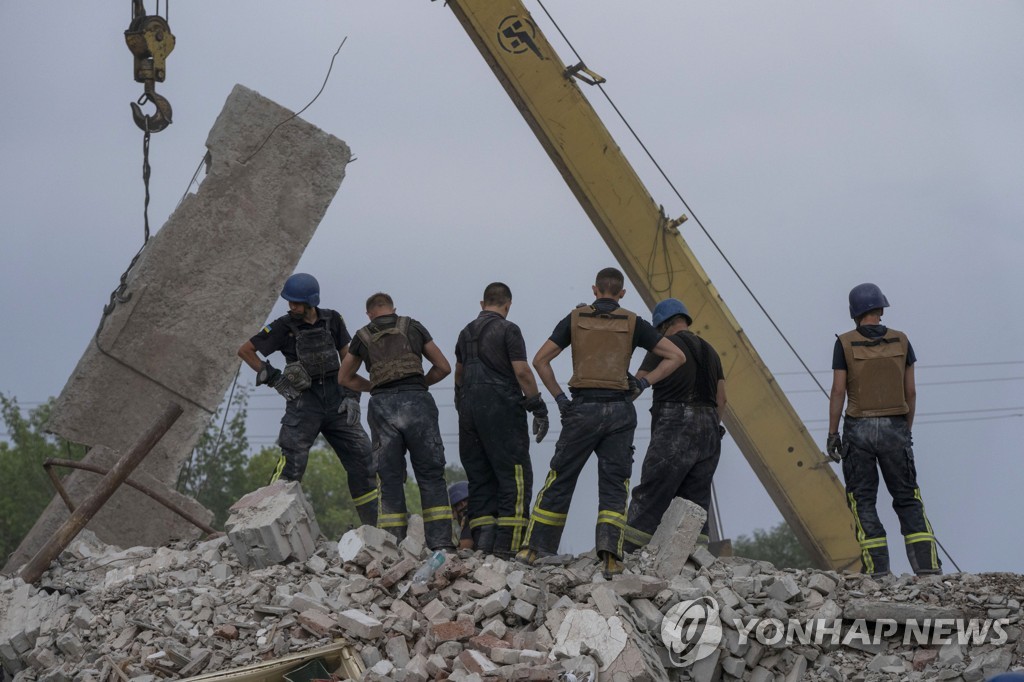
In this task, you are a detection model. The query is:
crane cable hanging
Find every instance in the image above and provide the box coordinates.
[533,0,828,399]
[531,1,968,571]
[96,1,175,338]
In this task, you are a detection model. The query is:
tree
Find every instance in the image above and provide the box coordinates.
[732,522,813,569]
[176,386,251,529]
[0,395,87,564]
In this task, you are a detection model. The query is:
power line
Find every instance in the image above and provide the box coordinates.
[532,0,828,399]
[774,360,1024,376]
[786,376,1024,394]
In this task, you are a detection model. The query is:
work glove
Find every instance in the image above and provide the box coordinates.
[258,362,301,401]
[627,374,650,402]
[454,384,463,414]
[521,393,549,443]
[826,432,843,463]
[337,395,361,427]
[555,392,572,419]
[256,361,282,387]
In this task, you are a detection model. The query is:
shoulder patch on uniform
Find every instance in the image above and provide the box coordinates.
[262,325,272,334]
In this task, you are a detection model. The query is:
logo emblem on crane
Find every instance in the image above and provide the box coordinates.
[497,16,543,59]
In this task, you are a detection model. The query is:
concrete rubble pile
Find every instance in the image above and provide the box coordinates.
[1,496,1022,682]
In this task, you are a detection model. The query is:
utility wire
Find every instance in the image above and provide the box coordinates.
[532,0,828,399]
[241,37,347,165]
[774,359,1024,376]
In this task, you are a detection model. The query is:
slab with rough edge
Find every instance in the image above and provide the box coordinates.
[6,84,351,574]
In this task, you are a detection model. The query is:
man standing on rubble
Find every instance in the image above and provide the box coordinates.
[621,298,726,554]
[826,283,941,577]
[516,267,685,578]
[339,292,456,551]
[454,282,549,558]
[237,273,378,526]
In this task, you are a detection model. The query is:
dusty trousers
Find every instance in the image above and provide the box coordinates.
[842,415,941,576]
[623,404,720,553]
[458,376,533,556]
[524,397,636,559]
[273,377,378,526]
[368,389,455,550]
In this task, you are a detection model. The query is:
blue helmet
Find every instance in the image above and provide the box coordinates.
[848,283,889,319]
[985,675,1024,682]
[448,480,469,506]
[652,298,692,328]
[281,273,320,308]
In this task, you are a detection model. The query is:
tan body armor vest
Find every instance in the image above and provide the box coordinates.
[839,328,910,417]
[356,316,424,389]
[568,306,637,391]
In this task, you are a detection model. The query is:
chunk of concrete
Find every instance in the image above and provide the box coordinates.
[224,481,321,568]
[337,525,398,566]
[843,599,964,622]
[646,498,708,579]
[6,84,352,574]
[336,609,384,640]
[549,609,628,672]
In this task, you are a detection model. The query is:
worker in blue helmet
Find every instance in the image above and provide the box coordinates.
[238,273,378,526]
[827,283,941,577]
[621,298,727,555]
[448,480,474,550]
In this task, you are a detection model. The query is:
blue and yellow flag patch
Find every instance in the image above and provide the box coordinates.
[262,325,272,334]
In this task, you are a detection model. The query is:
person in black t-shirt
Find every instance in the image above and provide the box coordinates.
[237,273,378,526]
[622,298,726,554]
[517,267,685,579]
[454,282,548,557]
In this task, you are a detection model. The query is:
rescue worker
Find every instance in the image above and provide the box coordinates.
[237,273,378,526]
[454,282,548,558]
[449,480,474,550]
[516,267,686,578]
[827,283,941,577]
[339,292,456,551]
[622,298,726,554]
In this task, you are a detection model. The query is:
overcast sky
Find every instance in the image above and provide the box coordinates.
[2,2,1022,573]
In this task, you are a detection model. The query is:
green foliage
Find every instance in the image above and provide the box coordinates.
[732,522,814,569]
[0,395,87,564]
[243,446,468,540]
[175,387,252,529]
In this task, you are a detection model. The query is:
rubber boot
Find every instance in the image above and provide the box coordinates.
[515,548,538,566]
[599,551,624,579]
[472,524,498,556]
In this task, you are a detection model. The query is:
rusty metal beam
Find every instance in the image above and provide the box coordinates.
[42,457,217,537]
[19,403,183,584]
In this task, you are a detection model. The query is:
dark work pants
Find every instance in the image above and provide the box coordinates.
[624,404,721,553]
[842,415,941,576]
[368,389,455,550]
[458,381,533,555]
[524,398,636,559]
[273,379,378,526]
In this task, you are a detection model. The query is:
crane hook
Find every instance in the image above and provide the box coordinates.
[125,2,175,132]
[131,84,173,133]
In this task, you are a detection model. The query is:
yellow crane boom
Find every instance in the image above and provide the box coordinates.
[441,0,860,570]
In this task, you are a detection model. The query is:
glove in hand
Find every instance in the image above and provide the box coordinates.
[826,432,843,463]
[532,413,549,443]
[627,374,650,402]
[256,362,281,387]
[337,396,361,427]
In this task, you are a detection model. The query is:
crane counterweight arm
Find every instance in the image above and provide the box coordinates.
[442,0,860,571]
